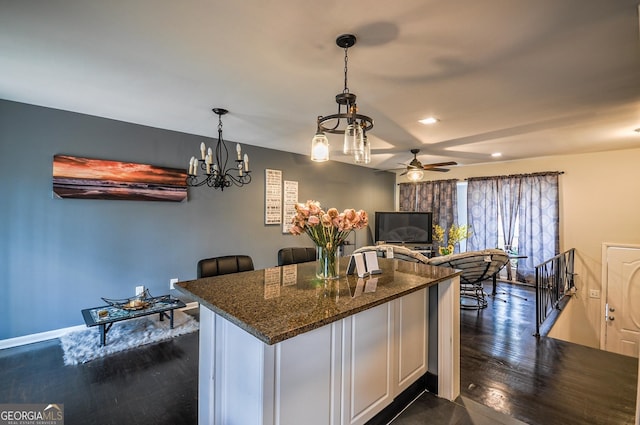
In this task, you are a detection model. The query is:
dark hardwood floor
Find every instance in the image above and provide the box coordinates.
[458,282,638,425]
[0,282,637,425]
[392,282,638,425]
[0,324,199,425]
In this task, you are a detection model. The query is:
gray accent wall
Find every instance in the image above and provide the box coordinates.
[0,100,395,340]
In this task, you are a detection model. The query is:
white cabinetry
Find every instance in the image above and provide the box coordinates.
[341,302,395,425]
[341,289,428,425]
[198,283,454,425]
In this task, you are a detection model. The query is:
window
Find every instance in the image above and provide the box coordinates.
[466,173,560,283]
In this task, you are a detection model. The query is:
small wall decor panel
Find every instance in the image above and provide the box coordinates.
[265,168,282,224]
[52,155,187,202]
[282,180,298,233]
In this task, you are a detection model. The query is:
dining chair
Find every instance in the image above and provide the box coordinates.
[197,255,255,278]
[277,247,317,266]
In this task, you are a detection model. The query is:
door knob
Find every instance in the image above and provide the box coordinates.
[609,307,615,312]
[609,316,615,321]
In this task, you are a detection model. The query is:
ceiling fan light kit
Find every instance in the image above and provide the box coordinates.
[311,34,374,164]
[402,149,457,182]
[407,168,424,182]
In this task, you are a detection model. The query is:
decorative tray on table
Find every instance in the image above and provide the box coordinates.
[102,289,171,311]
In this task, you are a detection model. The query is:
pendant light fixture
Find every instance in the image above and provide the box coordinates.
[311,34,373,163]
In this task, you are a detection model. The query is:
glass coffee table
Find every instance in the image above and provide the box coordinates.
[81,295,186,346]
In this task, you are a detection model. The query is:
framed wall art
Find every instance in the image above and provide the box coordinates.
[52,155,187,202]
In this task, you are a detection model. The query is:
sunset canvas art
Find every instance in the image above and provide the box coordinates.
[53,155,187,202]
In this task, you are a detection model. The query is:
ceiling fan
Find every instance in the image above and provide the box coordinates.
[400,149,457,181]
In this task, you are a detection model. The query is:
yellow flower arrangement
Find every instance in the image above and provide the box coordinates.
[433,223,472,256]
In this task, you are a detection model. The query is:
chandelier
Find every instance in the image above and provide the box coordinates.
[311,34,373,164]
[187,108,251,190]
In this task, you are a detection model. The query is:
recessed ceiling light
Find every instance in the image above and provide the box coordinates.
[418,117,438,125]
[491,152,502,158]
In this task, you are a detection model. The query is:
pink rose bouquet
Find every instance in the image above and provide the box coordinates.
[289,200,368,278]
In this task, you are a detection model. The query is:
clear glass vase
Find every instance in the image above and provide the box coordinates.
[316,246,339,280]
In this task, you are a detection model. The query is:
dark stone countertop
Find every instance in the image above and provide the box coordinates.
[175,257,460,345]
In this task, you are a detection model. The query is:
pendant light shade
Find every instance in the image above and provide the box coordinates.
[363,135,371,164]
[343,122,364,156]
[357,133,371,164]
[311,131,330,162]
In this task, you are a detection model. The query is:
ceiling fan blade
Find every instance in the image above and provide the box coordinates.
[427,168,451,172]
[422,161,457,169]
[399,170,408,176]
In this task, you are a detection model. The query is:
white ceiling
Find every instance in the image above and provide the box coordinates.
[2,0,640,172]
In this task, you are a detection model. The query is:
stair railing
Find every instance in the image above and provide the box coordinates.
[534,248,576,336]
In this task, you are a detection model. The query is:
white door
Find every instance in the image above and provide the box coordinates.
[602,244,640,357]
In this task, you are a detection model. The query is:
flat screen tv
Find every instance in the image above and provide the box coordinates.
[374,211,433,244]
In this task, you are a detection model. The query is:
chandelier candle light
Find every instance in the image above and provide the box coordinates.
[186,108,251,190]
[289,200,368,280]
[311,34,374,164]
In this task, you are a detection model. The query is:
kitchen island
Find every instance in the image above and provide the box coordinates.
[176,257,461,425]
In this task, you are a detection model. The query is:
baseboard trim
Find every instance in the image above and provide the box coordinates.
[0,301,200,350]
[182,301,199,311]
[0,325,86,350]
[366,374,429,425]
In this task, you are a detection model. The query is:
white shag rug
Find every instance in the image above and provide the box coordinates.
[60,310,199,365]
